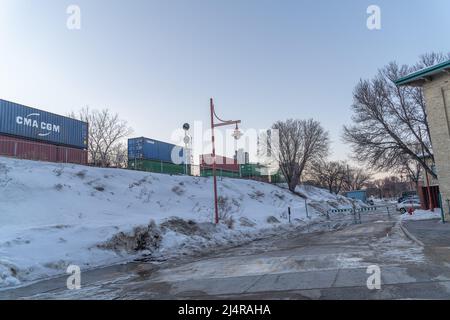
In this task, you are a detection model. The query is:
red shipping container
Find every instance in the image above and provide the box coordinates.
[0,135,87,165]
[200,154,239,172]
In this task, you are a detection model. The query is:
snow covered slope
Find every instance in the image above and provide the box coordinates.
[0,157,358,288]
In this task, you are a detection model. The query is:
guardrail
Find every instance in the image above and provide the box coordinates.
[326,205,397,224]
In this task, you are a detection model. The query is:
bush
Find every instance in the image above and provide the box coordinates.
[172,185,185,196]
[75,170,86,179]
[94,185,105,192]
[99,221,161,252]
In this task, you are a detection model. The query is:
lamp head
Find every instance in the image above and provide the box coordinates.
[232,124,243,140]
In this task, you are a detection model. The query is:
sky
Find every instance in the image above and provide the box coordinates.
[0,0,449,164]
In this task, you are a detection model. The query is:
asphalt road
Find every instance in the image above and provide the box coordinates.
[2,209,450,300]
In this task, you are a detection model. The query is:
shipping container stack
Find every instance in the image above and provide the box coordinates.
[239,163,284,183]
[239,163,265,182]
[199,154,241,178]
[127,137,190,175]
[0,99,88,165]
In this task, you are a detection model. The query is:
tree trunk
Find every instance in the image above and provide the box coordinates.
[288,172,300,192]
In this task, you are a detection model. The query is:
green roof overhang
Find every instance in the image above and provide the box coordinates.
[394,60,450,87]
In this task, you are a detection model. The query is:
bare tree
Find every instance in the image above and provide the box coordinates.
[342,165,371,192]
[310,160,347,194]
[366,175,414,199]
[397,154,421,189]
[365,180,383,199]
[70,107,133,167]
[108,142,128,168]
[343,52,450,179]
[271,119,329,192]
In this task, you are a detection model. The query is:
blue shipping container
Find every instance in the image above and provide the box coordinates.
[345,190,367,203]
[128,137,187,164]
[0,99,88,149]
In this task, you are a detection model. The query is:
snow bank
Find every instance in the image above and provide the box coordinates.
[0,157,356,288]
[295,184,365,214]
[401,210,442,221]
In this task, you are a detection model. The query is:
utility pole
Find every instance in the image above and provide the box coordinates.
[210,98,242,224]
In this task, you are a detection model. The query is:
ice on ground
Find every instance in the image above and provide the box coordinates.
[0,156,358,289]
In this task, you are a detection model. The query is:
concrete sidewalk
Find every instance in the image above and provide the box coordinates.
[401,219,450,247]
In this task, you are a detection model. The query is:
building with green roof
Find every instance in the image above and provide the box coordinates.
[395,59,450,217]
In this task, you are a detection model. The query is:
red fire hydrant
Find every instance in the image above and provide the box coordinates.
[408,206,414,215]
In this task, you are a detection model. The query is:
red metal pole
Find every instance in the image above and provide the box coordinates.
[419,127,434,211]
[425,170,434,211]
[210,98,219,224]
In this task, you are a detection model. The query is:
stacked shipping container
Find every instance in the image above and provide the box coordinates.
[0,99,88,165]
[128,158,189,175]
[127,137,189,175]
[199,154,239,174]
[128,137,186,163]
[199,154,239,178]
[240,163,265,177]
[200,168,241,178]
[0,135,87,164]
[239,163,284,183]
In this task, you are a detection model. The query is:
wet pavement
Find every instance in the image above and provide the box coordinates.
[401,218,450,247]
[2,210,450,300]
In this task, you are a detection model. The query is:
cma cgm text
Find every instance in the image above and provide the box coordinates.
[16,116,61,133]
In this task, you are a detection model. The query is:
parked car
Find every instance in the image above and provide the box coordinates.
[398,191,418,203]
[396,199,421,213]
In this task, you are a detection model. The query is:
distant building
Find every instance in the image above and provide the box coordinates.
[234,148,249,164]
[395,60,450,214]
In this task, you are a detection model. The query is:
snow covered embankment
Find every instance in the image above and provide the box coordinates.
[0,157,357,288]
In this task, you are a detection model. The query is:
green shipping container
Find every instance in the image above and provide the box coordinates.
[128,159,189,175]
[269,172,285,184]
[240,163,266,177]
[200,168,240,178]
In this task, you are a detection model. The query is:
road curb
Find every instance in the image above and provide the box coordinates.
[399,221,425,247]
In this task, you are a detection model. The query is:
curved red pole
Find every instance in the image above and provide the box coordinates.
[210,98,219,224]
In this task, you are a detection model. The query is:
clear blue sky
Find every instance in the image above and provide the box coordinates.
[0,0,449,163]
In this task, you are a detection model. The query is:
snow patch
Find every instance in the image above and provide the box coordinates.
[401,210,442,221]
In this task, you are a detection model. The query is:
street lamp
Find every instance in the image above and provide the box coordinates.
[232,124,243,140]
[210,98,242,224]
